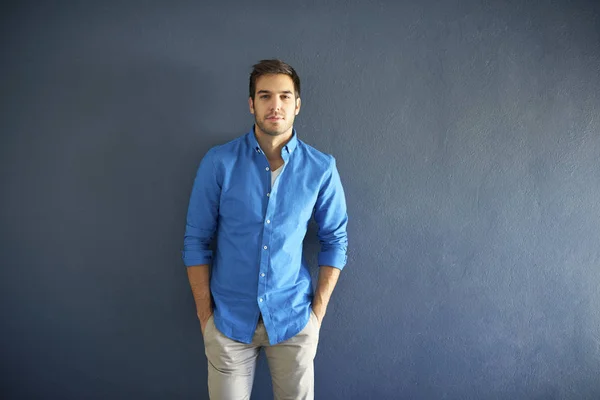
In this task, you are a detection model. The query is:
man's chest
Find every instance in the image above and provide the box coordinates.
[218,159,323,226]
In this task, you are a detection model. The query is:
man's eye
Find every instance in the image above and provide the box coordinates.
[282,95,290,99]
[260,95,270,99]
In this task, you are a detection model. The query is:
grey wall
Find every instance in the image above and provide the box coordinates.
[2,0,600,399]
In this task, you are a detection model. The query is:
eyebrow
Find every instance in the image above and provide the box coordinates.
[257,90,294,95]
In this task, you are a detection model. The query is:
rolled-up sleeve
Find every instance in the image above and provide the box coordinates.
[313,157,348,270]
[182,148,221,267]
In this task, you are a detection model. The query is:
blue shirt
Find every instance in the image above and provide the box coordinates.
[182,128,348,345]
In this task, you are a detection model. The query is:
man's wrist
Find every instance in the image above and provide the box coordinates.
[197,309,213,322]
[311,303,326,321]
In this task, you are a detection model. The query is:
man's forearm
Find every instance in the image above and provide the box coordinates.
[187,265,212,321]
[312,266,341,322]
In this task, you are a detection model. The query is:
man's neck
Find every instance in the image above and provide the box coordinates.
[254,125,293,162]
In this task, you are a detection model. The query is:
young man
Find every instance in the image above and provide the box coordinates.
[182,59,348,399]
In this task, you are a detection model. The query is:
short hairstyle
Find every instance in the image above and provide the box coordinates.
[249,59,301,100]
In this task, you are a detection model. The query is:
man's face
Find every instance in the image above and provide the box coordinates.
[249,74,301,137]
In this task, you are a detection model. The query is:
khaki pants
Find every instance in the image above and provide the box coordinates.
[204,311,321,400]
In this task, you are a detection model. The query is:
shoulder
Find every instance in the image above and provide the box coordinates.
[203,134,248,165]
[209,134,246,156]
[296,139,336,171]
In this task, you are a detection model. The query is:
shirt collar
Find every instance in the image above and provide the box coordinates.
[247,126,299,156]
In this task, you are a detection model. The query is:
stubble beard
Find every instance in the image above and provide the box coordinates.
[255,116,293,137]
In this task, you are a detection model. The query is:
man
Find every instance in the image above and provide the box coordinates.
[182,59,348,400]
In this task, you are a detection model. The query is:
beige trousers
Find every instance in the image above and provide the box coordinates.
[204,311,321,400]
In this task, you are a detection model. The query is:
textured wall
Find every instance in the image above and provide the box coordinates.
[2,0,599,399]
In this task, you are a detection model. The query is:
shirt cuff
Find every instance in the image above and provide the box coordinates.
[318,250,347,270]
[181,250,213,267]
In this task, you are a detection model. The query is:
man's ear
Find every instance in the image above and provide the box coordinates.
[295,97,301,116]
[248,97,255,114]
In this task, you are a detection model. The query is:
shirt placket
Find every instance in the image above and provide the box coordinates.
[256,155,273,325]
[256,148,290,328]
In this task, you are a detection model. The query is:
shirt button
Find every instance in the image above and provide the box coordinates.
[266,220,271,224]
[266,167,270,171]
[263,245,268,250]
[260,273,265,277]
[267,193,270,197]
[259,298,264,302]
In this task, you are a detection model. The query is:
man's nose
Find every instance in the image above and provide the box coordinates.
[270,98,282,110]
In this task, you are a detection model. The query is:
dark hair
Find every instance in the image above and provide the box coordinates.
[249,59,301,100]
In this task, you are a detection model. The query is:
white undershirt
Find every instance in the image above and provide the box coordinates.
[271,165,284,187]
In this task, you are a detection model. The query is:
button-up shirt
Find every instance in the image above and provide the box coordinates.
[182,128,348,345]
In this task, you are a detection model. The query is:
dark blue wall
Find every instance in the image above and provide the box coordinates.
[2,1,600,399]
